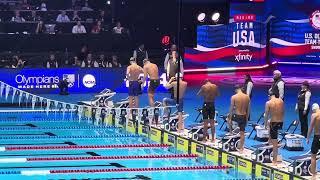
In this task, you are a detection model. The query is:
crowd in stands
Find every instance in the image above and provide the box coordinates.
[0,0,129,35]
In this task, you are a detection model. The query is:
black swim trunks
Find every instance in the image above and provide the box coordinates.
[270,122,283,139]
[311,135,320,154]
[232,114,247,132]
[202,102,215,120]
[149,79,160,92]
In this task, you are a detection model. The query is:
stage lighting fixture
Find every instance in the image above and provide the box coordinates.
[106,0,111,5]
[211,12,220,23]
[197,13,206,22]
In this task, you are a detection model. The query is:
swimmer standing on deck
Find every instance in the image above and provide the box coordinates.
[142,59,160,107]
[126,58,144,110]
[228,85,250,153]
[197,79,219,142]
[307,103,320,178]
[264,92,284,166]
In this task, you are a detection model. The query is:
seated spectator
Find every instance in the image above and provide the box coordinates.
[72,11,81,21]
[108,55,122,67]
[35,21,46,34]
[91,20,103,34]
[20,0,31,10]
[11,11,26,23]
[81,53,99,68]
[40,2,47,11]
[78,45,89,62]
[97,54,108,67]
[56,11,70,23]
[72,21,86,34]
[72,56,81,67]
[27,11,41,21]
[12,57,26,69]
[113,21,124,34]
[82,2,93,11]
[97,10,108,24]
[46,54,59,68]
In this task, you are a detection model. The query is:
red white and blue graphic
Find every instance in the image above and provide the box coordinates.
[184,2,267,72]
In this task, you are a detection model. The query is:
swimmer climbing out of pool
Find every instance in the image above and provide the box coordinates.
[264,92,284,166]
[126,58,144,110]
[197,79,219,142]
[228,84,250,154]
[307,103,320,178]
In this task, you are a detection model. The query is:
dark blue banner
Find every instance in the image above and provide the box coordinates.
[0,68,168,94]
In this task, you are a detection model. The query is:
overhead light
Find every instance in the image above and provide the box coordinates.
[197,13,206,22]
[211,12,220,23]
[106,0,111,5]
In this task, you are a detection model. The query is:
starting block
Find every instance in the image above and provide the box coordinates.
[188,122,218,141]
[251,142,284,163]
[218,133,241,152]
[288,151,320,176]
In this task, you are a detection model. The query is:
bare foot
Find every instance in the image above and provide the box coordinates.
[239,149,244,154]
[202,139,207,143]
[211,139,216,143]
[272,161,278,167]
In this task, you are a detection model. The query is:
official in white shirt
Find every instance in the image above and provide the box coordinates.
[72,21,87,34]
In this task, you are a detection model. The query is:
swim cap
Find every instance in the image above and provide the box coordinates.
[312,103,320,111]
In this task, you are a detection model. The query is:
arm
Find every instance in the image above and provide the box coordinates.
[164,53,169,70]
[307,114,315,143]
[264,102,269,129]
[143,66,148,84]
[228,96,235,120]
[304,91,311,111]
[126,66,130,79]
[145,51,148,59]
[133,50,137,59]
[180,59,184,77]
[277,81,285,100]
[246,82,253,96]
[164,77,175,89]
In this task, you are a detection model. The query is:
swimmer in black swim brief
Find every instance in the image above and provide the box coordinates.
[149,79,160,92]
[270,122,283,140]
[232,114,247,132]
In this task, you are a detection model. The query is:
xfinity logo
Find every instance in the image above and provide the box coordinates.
[235,53,253,62]
[82,74,96,88]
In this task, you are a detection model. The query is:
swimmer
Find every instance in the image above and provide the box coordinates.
[142,59,159,107]
[126,58,144,110]
[307,103,320,179]
[228,85,250,153]
[163,73,187,134]
[197,79,219,142]
[264,92,284,166]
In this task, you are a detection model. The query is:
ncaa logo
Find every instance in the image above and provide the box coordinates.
[82,74,96,88]
[310,10,320,30]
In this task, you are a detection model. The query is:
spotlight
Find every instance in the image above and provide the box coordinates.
[211,12,220,23]
[197,13,206,22]
[106,0,111,5]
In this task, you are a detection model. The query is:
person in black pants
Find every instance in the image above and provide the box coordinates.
[295,81,311,137]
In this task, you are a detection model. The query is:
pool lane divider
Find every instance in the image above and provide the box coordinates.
[0,141,76,146]
[0,152,100,157]
[0,134,141,140]
[0,125,118,131]
[0,154,197,163]
[0,165,231,175]
[3,144,170,151]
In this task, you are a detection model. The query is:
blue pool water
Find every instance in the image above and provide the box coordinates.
[0,114,251,180]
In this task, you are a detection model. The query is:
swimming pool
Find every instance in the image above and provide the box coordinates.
[0,111,251,180]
